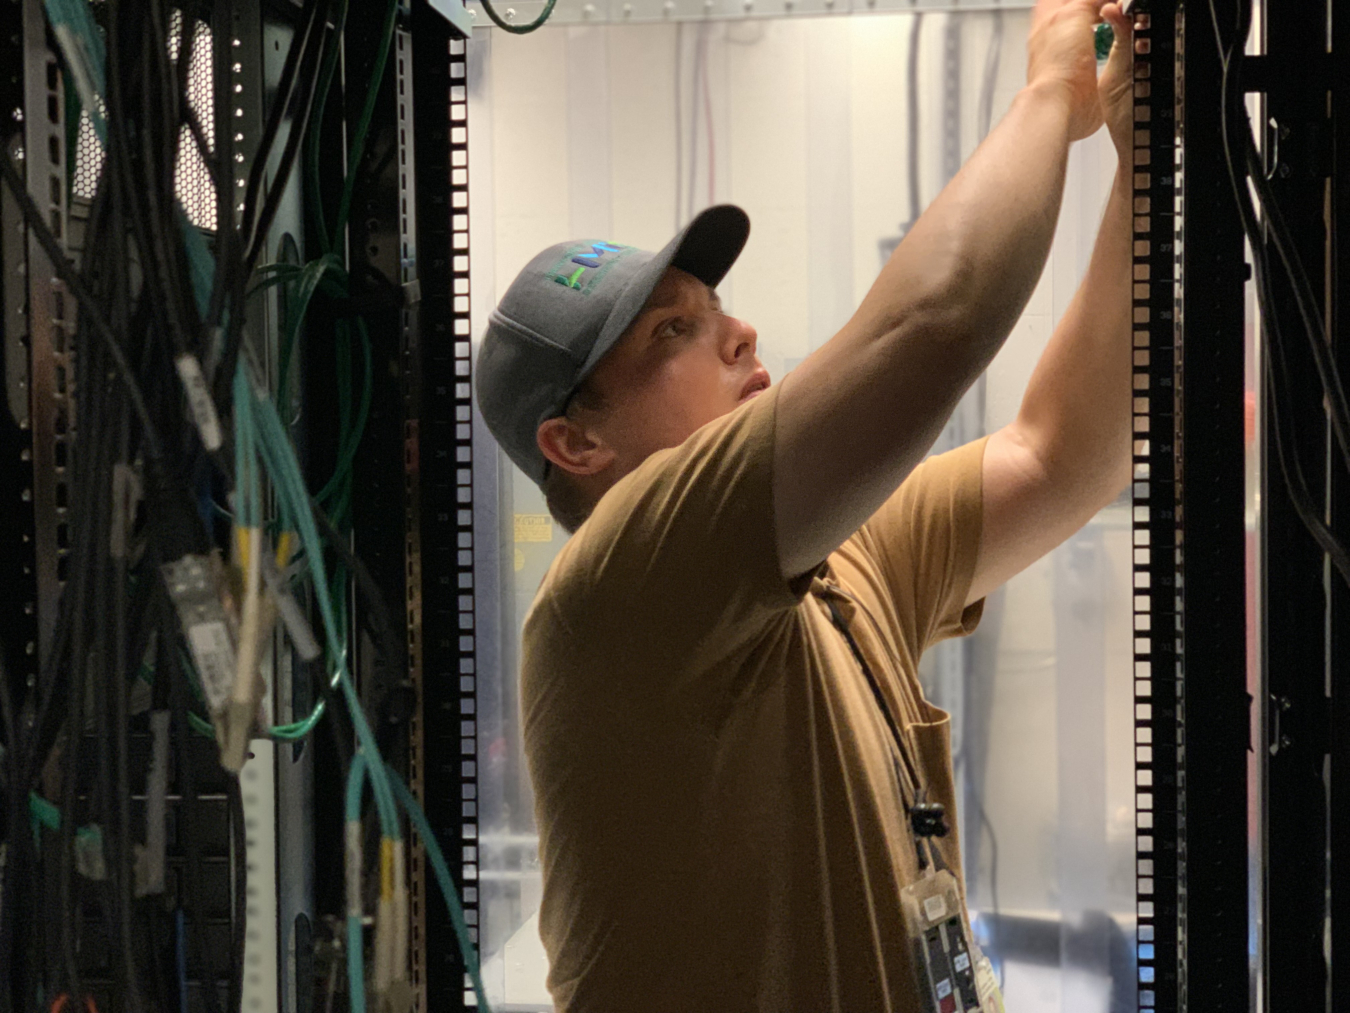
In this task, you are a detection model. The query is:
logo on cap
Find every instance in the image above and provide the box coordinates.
[548,241,631,292]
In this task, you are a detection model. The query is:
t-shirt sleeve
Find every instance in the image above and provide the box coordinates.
[850,436,988,652]
[544,384,801,673]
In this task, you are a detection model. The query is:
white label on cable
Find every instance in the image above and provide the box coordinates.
[175,354,222,451]
[923,894,947,922]
[936,979,953,1000]
[188,619,236,713]
[954,951,971,973]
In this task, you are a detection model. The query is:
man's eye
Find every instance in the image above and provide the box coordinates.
[661,318,689,337]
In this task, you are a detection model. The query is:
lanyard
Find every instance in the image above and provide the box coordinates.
[820,589,950,859]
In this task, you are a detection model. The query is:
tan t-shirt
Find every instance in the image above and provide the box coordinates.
[521,383,986,1012]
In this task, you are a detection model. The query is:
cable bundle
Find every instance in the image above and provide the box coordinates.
[1209,0,1350,586]
[0,1,487,1010]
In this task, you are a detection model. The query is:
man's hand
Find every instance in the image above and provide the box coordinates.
[1027,0,1108,140]
[1098,3,1135,156]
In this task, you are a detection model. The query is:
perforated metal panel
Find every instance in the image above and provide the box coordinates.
[71,108,103,202]
[174,16,218,232]
[70,13,217,232]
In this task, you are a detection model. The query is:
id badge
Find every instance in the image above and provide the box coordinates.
[900,869,1005,1013]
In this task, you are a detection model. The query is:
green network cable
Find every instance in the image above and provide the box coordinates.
[240,361,399,839]
[388,771,491,1010]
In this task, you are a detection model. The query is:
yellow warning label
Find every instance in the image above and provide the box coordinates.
[514,513,553,543]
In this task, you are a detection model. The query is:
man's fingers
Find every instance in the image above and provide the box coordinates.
[1100,2,1130,35]
[1033,0,1106,30]
[1099,2,1133,74]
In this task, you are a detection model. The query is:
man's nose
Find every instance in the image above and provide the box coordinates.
[721,315,758,364]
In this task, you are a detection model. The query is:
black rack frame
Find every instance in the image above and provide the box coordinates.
[1132,1,1251,1009]
[1262,0,1342,1010]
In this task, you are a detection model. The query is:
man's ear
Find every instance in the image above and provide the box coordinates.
[537,416,616,477]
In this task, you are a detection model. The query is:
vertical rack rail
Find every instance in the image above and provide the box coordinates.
[412,2,480,1009]
[1130,2,1182,1009]
[1132,2,1252,1009]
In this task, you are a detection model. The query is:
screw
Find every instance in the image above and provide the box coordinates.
[623,2,633,12]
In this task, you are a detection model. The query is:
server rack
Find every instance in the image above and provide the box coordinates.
[0,0,310,1007]
[1129,0,1254,1007]
[331,2,477,1009]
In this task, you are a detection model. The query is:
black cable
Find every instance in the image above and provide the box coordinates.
[105,3,190,364]
[311,500,412,748]
[1242,136,1350,474]
[242,0,331,274]
[1266,350,1350,585]
[112,419,146,1013]
[238,0,326,258]
[1210,0,1350,477]
[204,2,240,342]
[1208,0,1350,586]
[0,148,165,463]
[139,0,199,357]
[216,0,331,406]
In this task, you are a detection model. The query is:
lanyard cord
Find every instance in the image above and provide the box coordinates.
[821,587,952,873]
[821,593,927,810]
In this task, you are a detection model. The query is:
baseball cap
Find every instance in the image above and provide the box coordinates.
[475,204,751,485]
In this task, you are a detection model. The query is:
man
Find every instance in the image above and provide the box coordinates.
[474,0,1133,1008]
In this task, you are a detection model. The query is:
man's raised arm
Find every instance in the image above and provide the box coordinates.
[773,0,1109,580]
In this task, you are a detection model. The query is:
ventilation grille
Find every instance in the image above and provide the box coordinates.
[70,13,217,232]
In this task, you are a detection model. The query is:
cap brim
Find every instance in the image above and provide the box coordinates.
[576,205,750,382]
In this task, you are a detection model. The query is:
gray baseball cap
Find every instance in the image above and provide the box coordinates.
[475,204,751,484]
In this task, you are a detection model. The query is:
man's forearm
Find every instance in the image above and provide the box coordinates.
[774,0,1109,578]
[853,82,1076,377]
[1016,161,1133,505]
[774,84,1081,578]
